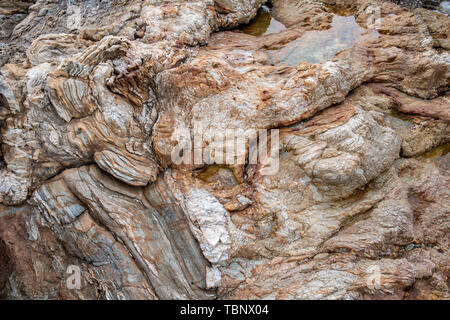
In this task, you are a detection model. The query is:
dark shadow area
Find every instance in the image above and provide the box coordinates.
[0,237,12,299]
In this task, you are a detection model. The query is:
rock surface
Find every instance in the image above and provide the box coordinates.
[0,0,449,300]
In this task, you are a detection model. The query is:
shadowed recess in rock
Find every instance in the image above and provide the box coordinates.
[420,142,450,171]
[0,237,11,299]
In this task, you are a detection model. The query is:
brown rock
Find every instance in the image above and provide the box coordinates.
[0,0,448,300]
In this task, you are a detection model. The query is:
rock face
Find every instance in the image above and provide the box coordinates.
[0,0,449,300]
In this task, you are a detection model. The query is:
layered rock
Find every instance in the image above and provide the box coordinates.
[0,0,448,300]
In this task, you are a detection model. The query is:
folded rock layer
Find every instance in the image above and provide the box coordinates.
[0,0,448,300]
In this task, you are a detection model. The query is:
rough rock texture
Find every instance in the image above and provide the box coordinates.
[0,0,449,300]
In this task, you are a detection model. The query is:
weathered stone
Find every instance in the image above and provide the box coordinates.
[0,0,448,300]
